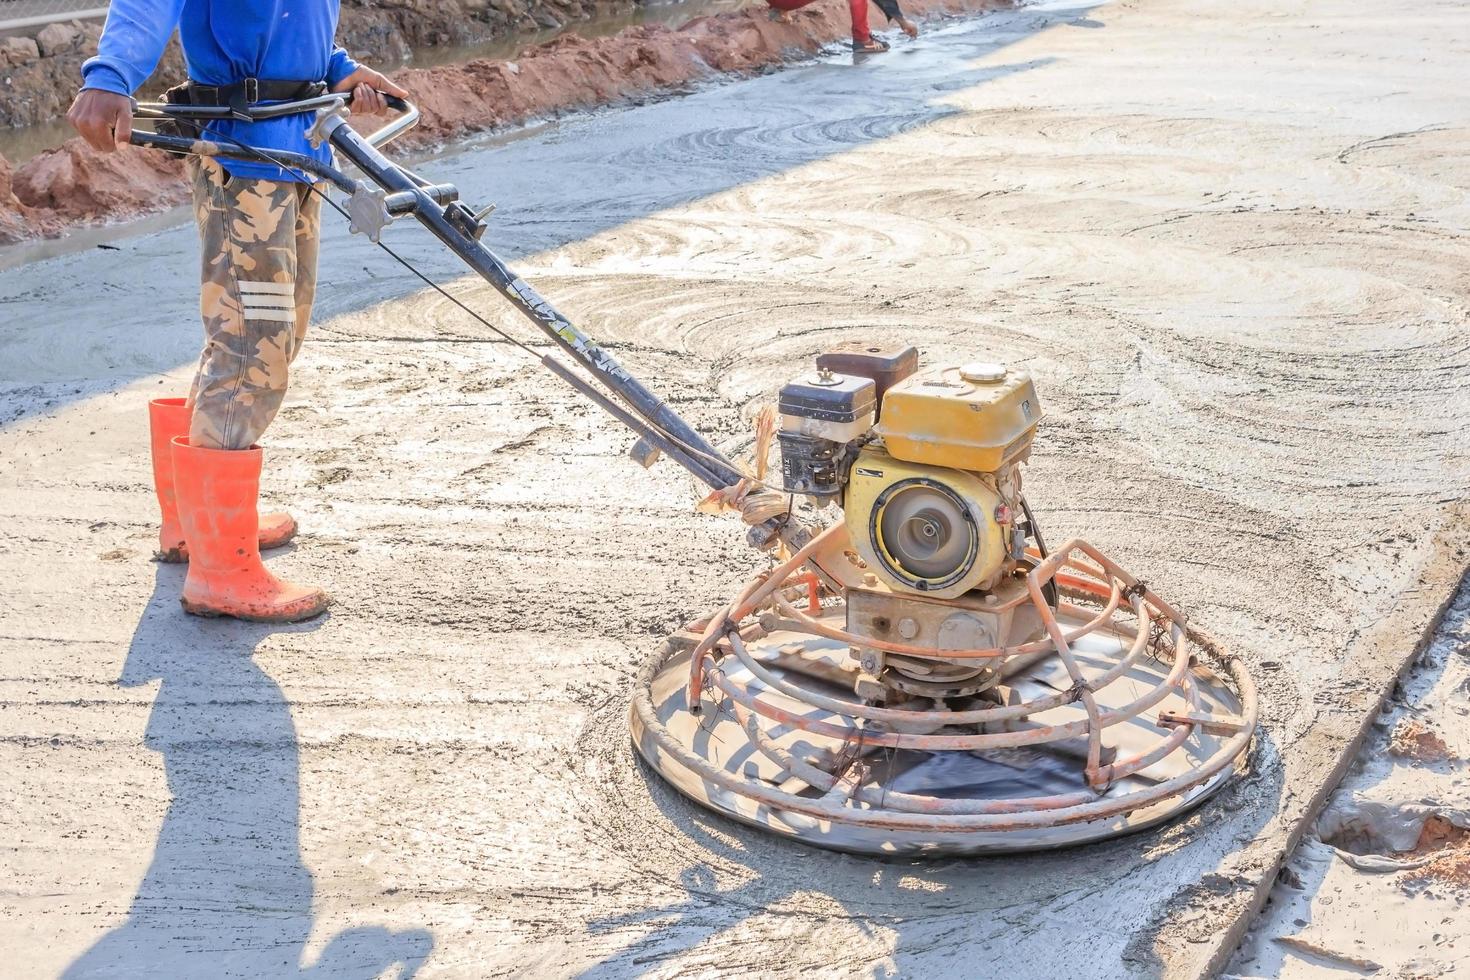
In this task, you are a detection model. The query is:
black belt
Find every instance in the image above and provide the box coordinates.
[182,78,327,114]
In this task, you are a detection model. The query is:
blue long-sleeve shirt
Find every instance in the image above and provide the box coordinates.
[81,0,360,182]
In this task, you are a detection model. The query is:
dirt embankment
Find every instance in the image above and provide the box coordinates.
[0,0,626,131]
[0,0,1003,246]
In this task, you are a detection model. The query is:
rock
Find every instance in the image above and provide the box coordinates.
[11,138,186,219]
[0,35,41,68]
[0,153,29,242]
[35,22,81,58]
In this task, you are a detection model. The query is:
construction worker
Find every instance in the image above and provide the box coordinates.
[67,1,407,624]
[767,0,918,53]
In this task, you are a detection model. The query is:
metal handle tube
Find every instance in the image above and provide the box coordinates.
[383,184,459,215]
[324,120,746,492]
[135,93,351,122]
[126,130,362,195]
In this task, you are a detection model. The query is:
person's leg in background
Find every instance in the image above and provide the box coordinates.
[872,0,919,38]
[169,157,328,622]
[764,0,897,48]
[847,0,886,51]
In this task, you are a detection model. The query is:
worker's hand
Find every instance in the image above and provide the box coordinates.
[331,66,408,117]
[67,89,134,153]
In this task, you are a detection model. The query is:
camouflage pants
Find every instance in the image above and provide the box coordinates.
[185,157,321,450]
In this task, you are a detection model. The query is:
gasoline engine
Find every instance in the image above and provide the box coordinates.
[776,344,1048,701]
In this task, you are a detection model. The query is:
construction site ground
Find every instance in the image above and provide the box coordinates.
[2,0,1468,976]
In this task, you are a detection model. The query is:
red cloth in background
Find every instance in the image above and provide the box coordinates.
[766,0,871,43]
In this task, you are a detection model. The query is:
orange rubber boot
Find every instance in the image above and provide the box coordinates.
[171,437,329,623]
[149,398,297,562]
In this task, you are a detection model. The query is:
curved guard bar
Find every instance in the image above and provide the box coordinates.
[362,97,420,149]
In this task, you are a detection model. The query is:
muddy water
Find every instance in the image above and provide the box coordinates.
[0,117,73,168]
[2,0,1469,977]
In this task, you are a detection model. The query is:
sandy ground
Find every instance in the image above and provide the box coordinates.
[2,0,1469,977]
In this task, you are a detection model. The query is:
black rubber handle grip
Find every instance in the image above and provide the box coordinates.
[344,90,413,114]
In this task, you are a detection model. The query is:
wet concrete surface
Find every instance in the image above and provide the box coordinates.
[2,0,1469,976]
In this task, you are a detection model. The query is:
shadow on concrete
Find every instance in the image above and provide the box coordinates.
[63,566,432,979]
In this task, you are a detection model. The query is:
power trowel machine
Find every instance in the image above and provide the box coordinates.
[130,93,1257,855]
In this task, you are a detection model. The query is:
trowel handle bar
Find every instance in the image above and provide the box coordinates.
[318,116,748,492]
[127,96,746,495]
[130,89,410,119]
[131,90,419,151]
[126,129,361,192]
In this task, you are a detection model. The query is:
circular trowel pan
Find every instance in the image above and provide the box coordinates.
[630,608,1249,855]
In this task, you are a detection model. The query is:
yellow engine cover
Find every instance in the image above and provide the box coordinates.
[876,363,1042,473]
[844,447,1005,599]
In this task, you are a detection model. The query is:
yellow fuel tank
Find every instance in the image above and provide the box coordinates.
[875,362,1042,473]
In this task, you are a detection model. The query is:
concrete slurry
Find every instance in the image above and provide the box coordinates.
[2,0,1467,975]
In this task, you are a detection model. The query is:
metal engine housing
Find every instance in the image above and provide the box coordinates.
[844,447,1007,599]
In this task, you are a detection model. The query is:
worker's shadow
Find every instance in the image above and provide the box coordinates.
[63,565,432,979]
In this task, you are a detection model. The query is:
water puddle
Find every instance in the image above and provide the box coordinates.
[0,117,74,168]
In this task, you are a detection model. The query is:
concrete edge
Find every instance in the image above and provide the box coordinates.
[1194,503,1470,978]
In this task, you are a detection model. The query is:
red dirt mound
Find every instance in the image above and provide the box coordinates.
[10,139,186,221]
[0,154,46,243]
[1388,720,1455,764]
[1403,815,1470,895]
[0,0,1005,246]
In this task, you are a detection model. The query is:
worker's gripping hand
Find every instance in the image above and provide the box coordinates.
[331,66,408,117]
[67,89,134,152]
